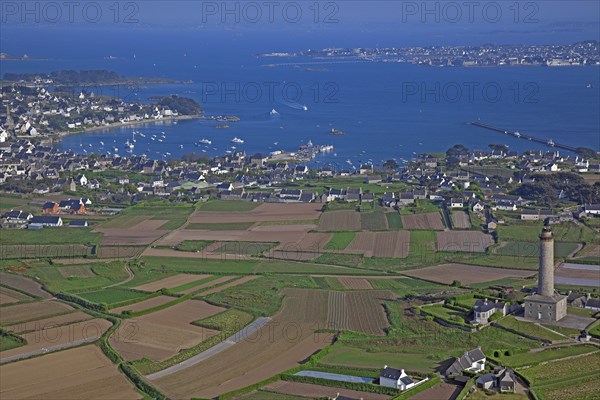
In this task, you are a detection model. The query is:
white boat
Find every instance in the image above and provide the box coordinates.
[180,144,184,149]
[270,108,279,115]
[99,141,104,146]
[158,139,163,142]
[199,139,212,145]
[231,137,244,144]
[302,105,308,111]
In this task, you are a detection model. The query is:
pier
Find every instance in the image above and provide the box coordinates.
[470,121,578,152]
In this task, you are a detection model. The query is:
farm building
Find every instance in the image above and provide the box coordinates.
[473,299,507,324]
[379,366,416,391]
[584,204,600,216]
[585,298,600,311]
[29,216,63,227]
[68,220,88,227]
[445,348,486,377]
[520,209,554,221]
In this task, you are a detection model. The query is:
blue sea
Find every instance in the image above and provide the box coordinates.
[1,27,599,167]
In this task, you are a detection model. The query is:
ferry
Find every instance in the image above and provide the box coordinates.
[231,137,244,144]
[199,139,212,145]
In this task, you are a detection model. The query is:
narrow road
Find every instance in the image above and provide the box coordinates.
[146,317,271,380]
[105,264,134,288]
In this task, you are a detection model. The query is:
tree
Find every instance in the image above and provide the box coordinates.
[451,280,462,287]
[446,144,469,158]
[575,147,598,159]
[383,159,399,171]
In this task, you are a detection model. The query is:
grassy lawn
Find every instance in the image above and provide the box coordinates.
[196,200,260,212]
[78,287,149,305]
[496,345,597,368]
[496,316,566,341]
[324,232,356,251]
[175,240,213,252]
[385,212,403,229]
[420,304,469,325]
[185,222,255,230]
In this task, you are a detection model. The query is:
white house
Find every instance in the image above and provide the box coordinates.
[76,174,88,186]
[29,216,63,228]
[445,348,486,376]
[450,198,464,208]
[379,367,416,391]
[584,204,600,216]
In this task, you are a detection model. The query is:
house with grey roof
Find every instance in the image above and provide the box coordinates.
[473,299,507,324]
[445,348,486,377]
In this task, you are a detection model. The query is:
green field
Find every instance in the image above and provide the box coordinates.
[17,261,130,293]
[204,275,319,316]
[141,256,367,275]
[385,212,403,229]
[171,275,221,293]
[360,210,388,230]
[420,304,469,325]
[196,200,260,212]
[369,277,445,296]
[101,203,194,230]
[497,345,597,368]
[497,222,597,244]
[185,222,255,230]
[519,352,600,400]
[324,232,356,251]
[495,241,580,258]
[78,287,149,305]
[325,201,358,212]
[216,242,277,256]
[175,240,213,252]
[496,316,566,341]
[0,228,101,246]
[0,334,26,351]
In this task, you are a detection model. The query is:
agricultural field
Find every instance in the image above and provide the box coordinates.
[0,273,52,298]
[324,232,355,250]
[111,295,175,314]
[317,210,362,231]
[0,287,32,305]
[519,352,600,400]
[196,200,261,212]
[0,300,74,325]
[451,210,472,229]
[175,240,212,252]
[0,244,93,259]
[401,263,534,285]
[190,202,321,223]
[496,241,580,258]
[360,210,388,230]
[497,221,597,244]
[100,203,194,230]
[401,212,445,230]
[110,299,225,361]
[326,290,396,335]
[0,227,101,246]
[1,318,112,360]
[496,345,598,368]
[0,345,142,399]
[152,288,334,399]
[215,241,277,256]
[5,311,92,334]
[261,381,391,400]
[436,231,495,253]
[345,231,410,258]
[410,382,462,400]
[185,222,255,230]
[134,273,211,292]
[385,212,403,229]
[196,275,259,296]
[337,277,373,290]
[78,287,149,306]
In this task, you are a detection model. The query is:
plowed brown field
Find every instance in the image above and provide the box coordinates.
[317,211,362,231]
[0,300,73,325]
[0,345,141,399]
[402,263,535,285]
[110,300,224,362]
[326,290,395,335]
[451,211,471,229]
[190,203,322,223]
[337,277,373,290]
[346,231,410,258]
[401,212,445,230]
[0,273,51,298]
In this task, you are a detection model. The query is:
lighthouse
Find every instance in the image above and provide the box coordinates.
[524,222,567,322]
